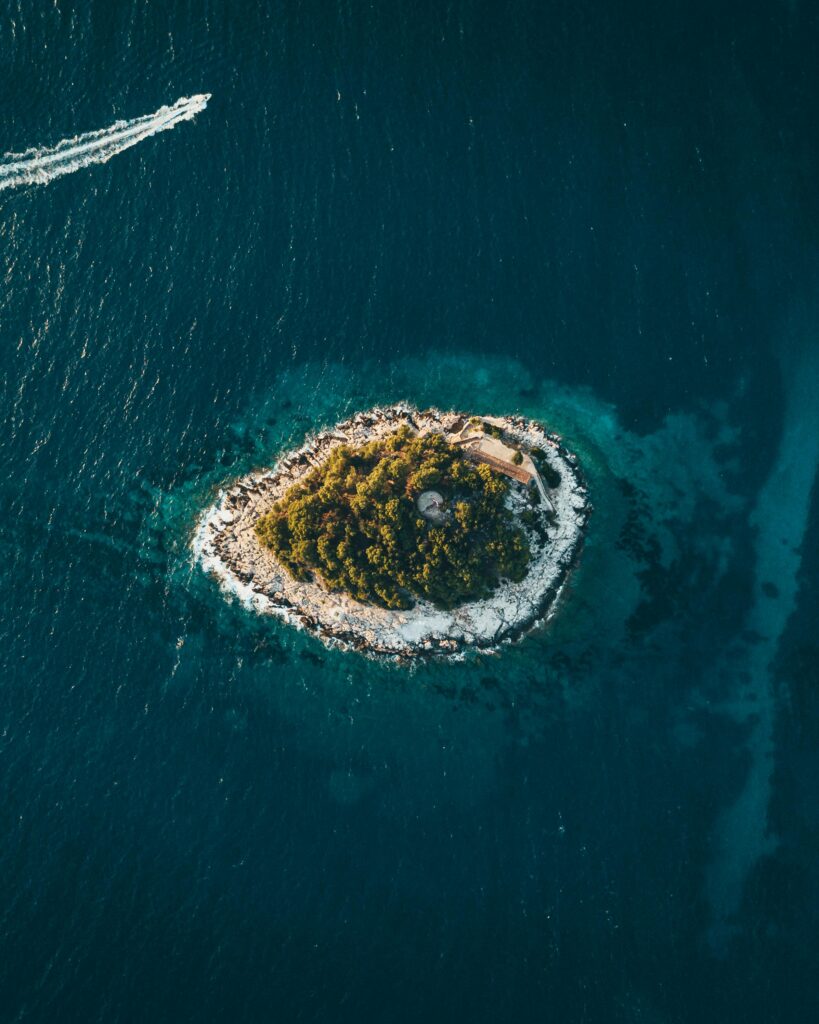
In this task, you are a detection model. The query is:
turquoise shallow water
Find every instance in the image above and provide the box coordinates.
[1,2,819,1022]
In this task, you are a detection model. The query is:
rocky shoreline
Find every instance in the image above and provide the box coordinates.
[192,405,590,660]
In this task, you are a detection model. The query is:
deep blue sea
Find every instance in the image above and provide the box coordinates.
[2,2,818,1021]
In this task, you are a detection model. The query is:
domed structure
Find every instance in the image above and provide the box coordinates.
[417,490,445,522]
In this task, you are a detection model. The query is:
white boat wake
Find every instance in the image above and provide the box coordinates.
[0,94,210,191]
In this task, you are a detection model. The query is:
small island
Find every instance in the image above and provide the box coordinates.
[194,406,590,659]
[255,426,531,610]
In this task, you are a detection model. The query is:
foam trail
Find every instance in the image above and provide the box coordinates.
[0,94,210,191]
[706,326,819,950]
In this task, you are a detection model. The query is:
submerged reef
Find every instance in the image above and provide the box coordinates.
[193,405,589,659]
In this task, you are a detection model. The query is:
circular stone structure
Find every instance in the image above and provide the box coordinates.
[193,404,590,660]
[417,490,445,522]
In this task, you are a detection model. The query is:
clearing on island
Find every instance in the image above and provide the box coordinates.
[194,406,589,659]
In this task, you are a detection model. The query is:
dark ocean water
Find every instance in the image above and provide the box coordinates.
[2,2,818,1021]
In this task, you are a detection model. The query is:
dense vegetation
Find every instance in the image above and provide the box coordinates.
[255,427,530,609]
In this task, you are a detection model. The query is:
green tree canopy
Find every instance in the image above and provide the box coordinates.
[255,427,530,609]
